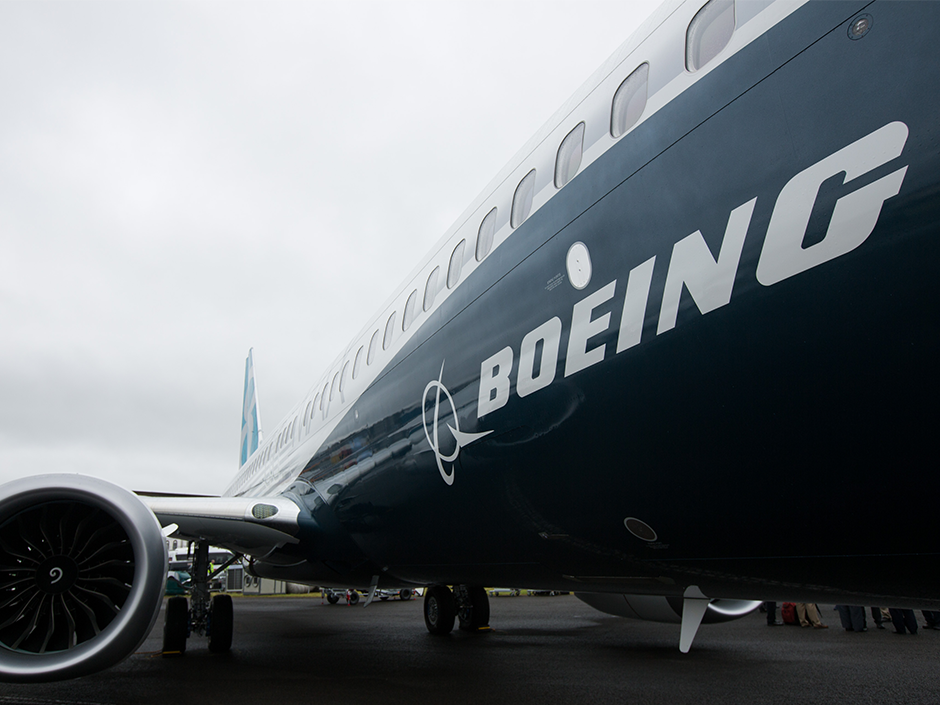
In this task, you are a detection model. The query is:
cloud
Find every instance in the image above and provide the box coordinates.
[0,0,656,495]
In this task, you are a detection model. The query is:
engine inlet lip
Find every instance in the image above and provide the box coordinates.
[0,474,167,682]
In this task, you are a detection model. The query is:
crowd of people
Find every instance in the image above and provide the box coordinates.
[762,602,940,634]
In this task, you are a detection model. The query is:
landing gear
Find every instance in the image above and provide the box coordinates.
[163,596,189,655]
[162,540,237,656]
[455,585,490,632]
[188,541,211,646]
[209,594,233,653]
[423,585,490,634]
[424,585,456,634]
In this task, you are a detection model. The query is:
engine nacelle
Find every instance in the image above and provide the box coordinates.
[0,474,168,682]
[576,592,761,624]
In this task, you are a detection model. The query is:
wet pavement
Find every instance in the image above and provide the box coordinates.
[2,594,938,705]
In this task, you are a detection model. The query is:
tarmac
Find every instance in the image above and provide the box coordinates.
[2,593,938,705]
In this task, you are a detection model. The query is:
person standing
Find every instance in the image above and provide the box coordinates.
[836,605,867,632]
[870,606,889,629]
[922,610,940,630]
[765,601,782,626]
[797,603,828,629]
[889,608,918,634]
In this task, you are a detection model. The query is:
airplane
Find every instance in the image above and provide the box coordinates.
[2,0,939,682]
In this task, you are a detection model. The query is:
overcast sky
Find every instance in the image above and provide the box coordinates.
[0,1,657,495]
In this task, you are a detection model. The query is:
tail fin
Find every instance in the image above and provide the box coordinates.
[239,349,263,467]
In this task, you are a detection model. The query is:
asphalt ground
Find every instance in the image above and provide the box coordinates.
[2,594,939,705]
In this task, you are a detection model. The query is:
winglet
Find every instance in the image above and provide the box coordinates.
[239,349,263,467]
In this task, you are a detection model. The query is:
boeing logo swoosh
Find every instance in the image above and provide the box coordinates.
[422,362,493,486]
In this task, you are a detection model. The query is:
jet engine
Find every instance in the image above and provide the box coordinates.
[0,474,168,682]
[576,592,761,624]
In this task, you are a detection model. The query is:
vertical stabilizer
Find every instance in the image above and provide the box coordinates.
[239,349,263,467]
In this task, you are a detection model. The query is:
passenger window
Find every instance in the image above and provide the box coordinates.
[367,330,380,365]
[611,63,649,138]
[402,289,418,331]
[476,207,497,261]
[423,266,441,311]
[511,169,536,228]
[383,311,397,350]
[447,240,466,289]
[339,360,350,392]
[353,346,364,379]
[555,122,585,188]
[686,0,734,72]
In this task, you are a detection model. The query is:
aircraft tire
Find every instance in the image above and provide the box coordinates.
[458,585,490,631]
[327,592,339,604]
[424,585,456,635]
[348,590,360,605]
[163,597,189,656]
[399,589,413,601]
[208,594,233,653]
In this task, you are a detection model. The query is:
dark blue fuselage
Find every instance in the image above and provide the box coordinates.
[262,1,940,607]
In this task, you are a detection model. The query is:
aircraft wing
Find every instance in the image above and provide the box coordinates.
[139,493,301,558]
